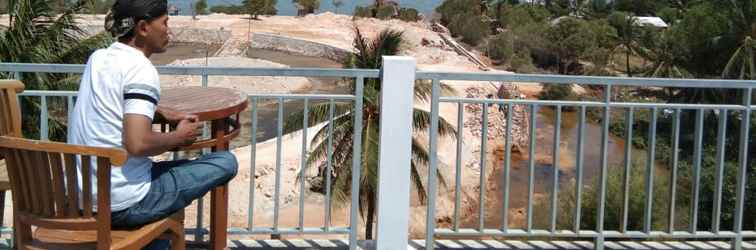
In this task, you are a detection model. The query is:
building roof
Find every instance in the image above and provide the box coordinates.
[634,16,668,28]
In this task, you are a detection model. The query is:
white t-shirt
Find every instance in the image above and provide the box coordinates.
[68,42,160,212]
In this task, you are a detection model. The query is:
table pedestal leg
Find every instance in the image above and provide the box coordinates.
[210,118,229,250]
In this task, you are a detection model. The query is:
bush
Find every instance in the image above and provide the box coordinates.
[241,0,277,18]
[538,84,575,101]
[510,50,538,73]
[500,4,550,29]
[487,32,514,62]
[398,8,421,22]
[535,155,689,231]
[210,5,246,14]
[354,5,373,18]
[375,5,395,20]
[449,13,488,46]
[436,0,481,25]
[194,0,208,15]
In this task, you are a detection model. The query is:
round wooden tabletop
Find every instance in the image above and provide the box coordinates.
[158,87,248,122]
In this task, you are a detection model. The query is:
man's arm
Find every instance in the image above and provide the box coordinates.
[123,114,202,157]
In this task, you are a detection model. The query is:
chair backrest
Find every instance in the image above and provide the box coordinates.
[0,80,24,138]
[0,135,126,246]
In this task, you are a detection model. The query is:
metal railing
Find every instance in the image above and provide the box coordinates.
[416,71,756,250]
[2,62,756,250]
[1,63,376,250]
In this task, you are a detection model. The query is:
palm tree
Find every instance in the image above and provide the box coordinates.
[0,0,112,140]
[722,0,755,80]
[608,11,642,77]
[284,28,456,239]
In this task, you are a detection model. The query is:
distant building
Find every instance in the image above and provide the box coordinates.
[550,15,668,29]
[634,16,668,28]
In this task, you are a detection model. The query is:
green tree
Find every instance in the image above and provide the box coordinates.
[449,13,489,45]
[0,0,112,140]
[243,0,277,19]
[332,0,342,14]
[612,0,660,16]
[641,30,692,79]
[436,0,482,25]
[194,0,208,16]
[284,28,455,239]
[293,0,319,15]
[609,11,643,77]
[722,0,756,79]
[546,17,594,74]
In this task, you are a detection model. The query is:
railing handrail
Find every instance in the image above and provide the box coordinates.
[0,62,380,78]
[4,61,755,250]
[5,62,756,88]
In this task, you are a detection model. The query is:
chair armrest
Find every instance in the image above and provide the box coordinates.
[0,136,127,166]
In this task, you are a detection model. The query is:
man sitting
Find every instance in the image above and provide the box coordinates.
[67,0,238,247]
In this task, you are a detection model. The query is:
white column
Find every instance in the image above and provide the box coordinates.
[376,56,416,250]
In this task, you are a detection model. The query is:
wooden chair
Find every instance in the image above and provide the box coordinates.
[0,135,186,249]
[0,80,24,237]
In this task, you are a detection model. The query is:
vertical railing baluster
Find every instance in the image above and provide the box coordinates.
[502,103,513,232]
[621,107,634,233]
[299,98,309,232]
[40,95,48,141]
[574,106,586,233]
[668,108,681,233]
[350,77,364,250]
[527,104,537,232]
[248,97,258,233]
[479,102,488,232]
[712,108,728,233]
[67,96,74,124]
[325,99,335,232]
[550,105,562,232]
[425,78,441,250]
[596,85,611,250]
[273,97,284,231]
[454,102,463,232]
[643,107,658,234]
[732,88,752,250]
[689,109,704,234]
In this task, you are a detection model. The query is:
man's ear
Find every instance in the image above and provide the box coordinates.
[136,19,150,38]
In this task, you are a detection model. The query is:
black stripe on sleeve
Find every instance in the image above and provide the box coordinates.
[124,93,158,105]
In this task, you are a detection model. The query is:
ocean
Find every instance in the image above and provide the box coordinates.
[170,0,445,16]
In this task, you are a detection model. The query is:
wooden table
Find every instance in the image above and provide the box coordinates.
[156,87,248,250]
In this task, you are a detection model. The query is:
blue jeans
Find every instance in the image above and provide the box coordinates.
[111,151,238,229]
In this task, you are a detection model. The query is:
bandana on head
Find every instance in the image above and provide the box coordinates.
[104,10,136,38]
[103,0,168,39]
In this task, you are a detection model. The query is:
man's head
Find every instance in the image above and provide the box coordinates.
[105,0,170,56]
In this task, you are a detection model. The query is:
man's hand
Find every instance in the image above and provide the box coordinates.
[123,114,203,157]
[174,115,202,146]
[156,106,193,122]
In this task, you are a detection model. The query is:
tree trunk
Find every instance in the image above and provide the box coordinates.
[626,49,632,77]
[365,193,376,240]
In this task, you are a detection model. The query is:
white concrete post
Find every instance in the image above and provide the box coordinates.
[376,56,416,250]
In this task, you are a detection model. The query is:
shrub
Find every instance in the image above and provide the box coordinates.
[534,155,689,231]
[354,5,373,18]
[487,32,514,62]
[210,5,246,14]
[506,49,535,72]
[436,0,481,25]
[449,13,488,46]
[375,5,395,20]
[398,8,421,22]
[538,84,575,101]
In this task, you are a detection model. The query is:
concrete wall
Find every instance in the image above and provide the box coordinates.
[251,33,350,62]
